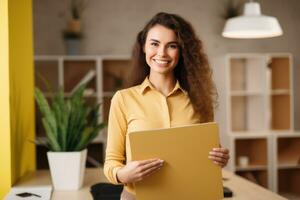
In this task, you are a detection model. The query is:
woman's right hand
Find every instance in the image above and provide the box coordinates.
[116,158,164,184]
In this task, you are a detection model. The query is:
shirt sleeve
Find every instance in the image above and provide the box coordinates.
[103,91,127,184]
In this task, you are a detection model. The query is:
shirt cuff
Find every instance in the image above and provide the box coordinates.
[113,166,124,185]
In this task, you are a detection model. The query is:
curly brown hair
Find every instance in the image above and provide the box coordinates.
[127,12,217,122]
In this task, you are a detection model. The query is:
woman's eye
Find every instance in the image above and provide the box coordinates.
[169,44,178,49]
[151,43,159,47]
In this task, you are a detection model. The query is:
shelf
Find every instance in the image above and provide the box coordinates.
[271,94,291,130]
[42,91,98,98]
[231,96,265,131]
[35,60,59,92]
[227,53,294,194]
[277,137,300,166]
[273,131,300,137]
[64,91,97,97]
[103,59,131,92]
[236,170,268,188]
[279,193,300,200]
[33,56,132,171]
[235,165,268,171]
[229,132,270,138]
[278,168,300,197]
[103,96,112,123]
[235,139,267,166]
[230,91,263,96]
[229,57,265,92]
[278,164,300,170]
[270,89,290,95]
[103,91,116,97]
[267,57,290,90]
[92,129,107,144]
[35,55,100,60]
[63,60,97,93]
[85,143,104,167]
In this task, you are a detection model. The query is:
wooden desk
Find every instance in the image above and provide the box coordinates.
[222,170,286,200]
[15,168,286,200]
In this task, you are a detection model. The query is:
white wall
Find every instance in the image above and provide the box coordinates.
[33,0,300,146]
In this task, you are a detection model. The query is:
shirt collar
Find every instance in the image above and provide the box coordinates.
[139,77,187,95]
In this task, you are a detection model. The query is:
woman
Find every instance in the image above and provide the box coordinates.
[104,12,230,199]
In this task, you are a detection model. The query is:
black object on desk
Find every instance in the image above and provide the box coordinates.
[90,183,123,200]
[223,186,233,198]
[16,192,42,198]
[90,183,233,199]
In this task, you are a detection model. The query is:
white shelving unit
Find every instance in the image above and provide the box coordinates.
[272,132,300,198]
[226,53,300,198]
[34,55,131,168]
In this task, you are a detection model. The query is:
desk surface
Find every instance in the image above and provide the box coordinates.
[15,168,286,200]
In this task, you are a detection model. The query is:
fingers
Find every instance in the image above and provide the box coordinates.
[209,147,230,168]
[134,159,164,182]
[213,147,229,154]
[211,148,230,158]
[209,155,228,167]
[141,162,163,177]
[139,159,164,172]
[118,158,164,184]
[138,158,159,165]
[209,151,230,159]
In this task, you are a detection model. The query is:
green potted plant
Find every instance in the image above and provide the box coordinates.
[35,84,105,190]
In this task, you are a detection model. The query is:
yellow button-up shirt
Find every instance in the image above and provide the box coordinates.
[104,77,201,194]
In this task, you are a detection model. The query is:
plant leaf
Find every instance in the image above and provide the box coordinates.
[35,88,58,144]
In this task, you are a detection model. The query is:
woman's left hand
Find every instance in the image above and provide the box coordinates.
[208,146,230,168]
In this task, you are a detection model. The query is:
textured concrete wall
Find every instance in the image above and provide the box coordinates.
[33,0,300,142]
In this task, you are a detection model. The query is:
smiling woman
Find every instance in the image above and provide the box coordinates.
[144,25,180,81]
[103,12,230,200]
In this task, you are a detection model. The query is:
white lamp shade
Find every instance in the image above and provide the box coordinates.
[222,2,283,39]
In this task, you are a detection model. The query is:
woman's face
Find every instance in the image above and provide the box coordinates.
[144,24,180,76]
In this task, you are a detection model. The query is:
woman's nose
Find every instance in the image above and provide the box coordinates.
[157,46,167,57]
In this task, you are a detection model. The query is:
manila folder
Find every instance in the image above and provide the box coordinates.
[129,122,223,200]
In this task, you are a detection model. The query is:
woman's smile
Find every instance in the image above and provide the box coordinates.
[153,58,171,67]
[153,59,170,64]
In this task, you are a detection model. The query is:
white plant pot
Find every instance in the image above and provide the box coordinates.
[47,149,87,190]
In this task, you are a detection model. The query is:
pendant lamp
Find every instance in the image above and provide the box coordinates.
[222,1,283,39]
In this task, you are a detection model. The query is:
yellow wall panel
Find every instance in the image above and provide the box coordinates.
[9,0,36,183]
[0,0,12,198]
[0,0,35,198]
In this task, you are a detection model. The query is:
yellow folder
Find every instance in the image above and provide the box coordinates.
[129,122,223,200]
